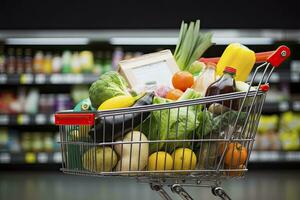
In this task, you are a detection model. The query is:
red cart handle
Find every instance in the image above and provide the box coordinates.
[267,45,291,67]
[199,45,290,66]
[55,113,95,125]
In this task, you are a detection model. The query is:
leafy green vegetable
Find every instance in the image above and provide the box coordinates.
[211,110,247,134]
[141,90,202,153]
[89,71,130,108]
[196,111,213,138]
[174,20,213,72]
[196,110,247,139]
[177,88,201,101]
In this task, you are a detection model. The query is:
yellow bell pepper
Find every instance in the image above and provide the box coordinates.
[216,43,255,81]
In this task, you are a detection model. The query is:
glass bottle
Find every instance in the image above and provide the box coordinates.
[205,66,238,109]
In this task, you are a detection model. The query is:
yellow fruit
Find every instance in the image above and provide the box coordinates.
[98,95,135,110]
[148,152,173,171]
[82,147,118,172]
[98,93,145,111]
[172,148,197,170]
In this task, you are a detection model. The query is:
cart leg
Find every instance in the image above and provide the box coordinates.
[150,183,173,200]
[170,184,194,200]
[211,187,232,200]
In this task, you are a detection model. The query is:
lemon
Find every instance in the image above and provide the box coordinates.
[172,148,197,170]
[148,151,173,171]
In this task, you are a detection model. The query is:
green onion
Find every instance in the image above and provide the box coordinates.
[174,20,213,72]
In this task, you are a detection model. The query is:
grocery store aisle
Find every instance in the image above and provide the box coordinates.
[1,170,300,200]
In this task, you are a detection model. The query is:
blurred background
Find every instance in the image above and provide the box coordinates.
[0,0,300,199]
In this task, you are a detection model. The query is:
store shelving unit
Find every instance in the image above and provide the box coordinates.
[0,152,61,164]
[0,29,299,168]
[0,74,98,85]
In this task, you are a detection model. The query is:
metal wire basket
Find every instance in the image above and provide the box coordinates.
[55,45,290,200]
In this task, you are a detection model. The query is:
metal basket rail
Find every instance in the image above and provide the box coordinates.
[55,46,290,200]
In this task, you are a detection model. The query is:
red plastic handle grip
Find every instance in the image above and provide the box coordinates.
[266,45,291,67]
[259,84,270,92]
[55,113,95,125]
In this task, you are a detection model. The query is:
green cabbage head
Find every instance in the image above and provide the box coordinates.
[89,71,130,108]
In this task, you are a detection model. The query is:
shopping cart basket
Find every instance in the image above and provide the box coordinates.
[55,45,290,200]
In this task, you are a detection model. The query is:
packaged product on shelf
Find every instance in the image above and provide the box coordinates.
[62,50,72,73]
[256,115,280,150]
[33,51,44,73]
[52,53,62,73]
[9,88,26,113]
[24,89,40,114]
[0,46,5,73]
[43,52,53,74]
[80,51,94,73]
[0,128,9,150]
[0,91,16,114]
[71,85,90,104]
[44,132,54,152]
[21,132,32,152]
[279,112,300,150]
[53,132,61,151]
[16,48,24,74]
[6,48,16,74]
[71,52,81,73]
[93,51,104,74]
[112,47,124,71]
[55,94,72,111]
[102,51,112,73]
[24,48,33,73]
[32,132,43,152]
[8,130,21,153]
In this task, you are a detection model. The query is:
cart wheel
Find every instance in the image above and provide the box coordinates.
[171,184,194,200]
[211,187,231,200]
[150,183,173,200]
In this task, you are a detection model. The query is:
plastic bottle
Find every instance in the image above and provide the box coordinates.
[6,48,16,74]
[0,47,5,73]
[112,47,124,70]
[62,51,72,73]
[24,48,33,73]
[52,53,62,73]
[205,66,238,109]
[44,52,53,74]
[33,51,44,74]
[192,62,216,96]
[16,48,24,74]
[71,52,81,73]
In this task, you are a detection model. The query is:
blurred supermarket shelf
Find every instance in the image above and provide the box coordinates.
[262,101,300,113]
[0,71,297,86]
[0,74,98,85]
[0,114,54,125]
[1,29,300,45]
[250,151,300,162]
[0,152,61,164]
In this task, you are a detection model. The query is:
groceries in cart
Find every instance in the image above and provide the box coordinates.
[55,20,290,179]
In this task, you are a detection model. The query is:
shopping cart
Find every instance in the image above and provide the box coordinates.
[55,45,290,200]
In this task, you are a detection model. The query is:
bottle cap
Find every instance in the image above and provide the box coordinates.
[224,66,236,74]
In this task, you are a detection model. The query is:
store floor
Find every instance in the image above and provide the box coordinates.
[1,170,300,200]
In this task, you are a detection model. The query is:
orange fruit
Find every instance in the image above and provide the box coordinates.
[224,143,248,167]
[166,89,183,100]
[172,71,194,92]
